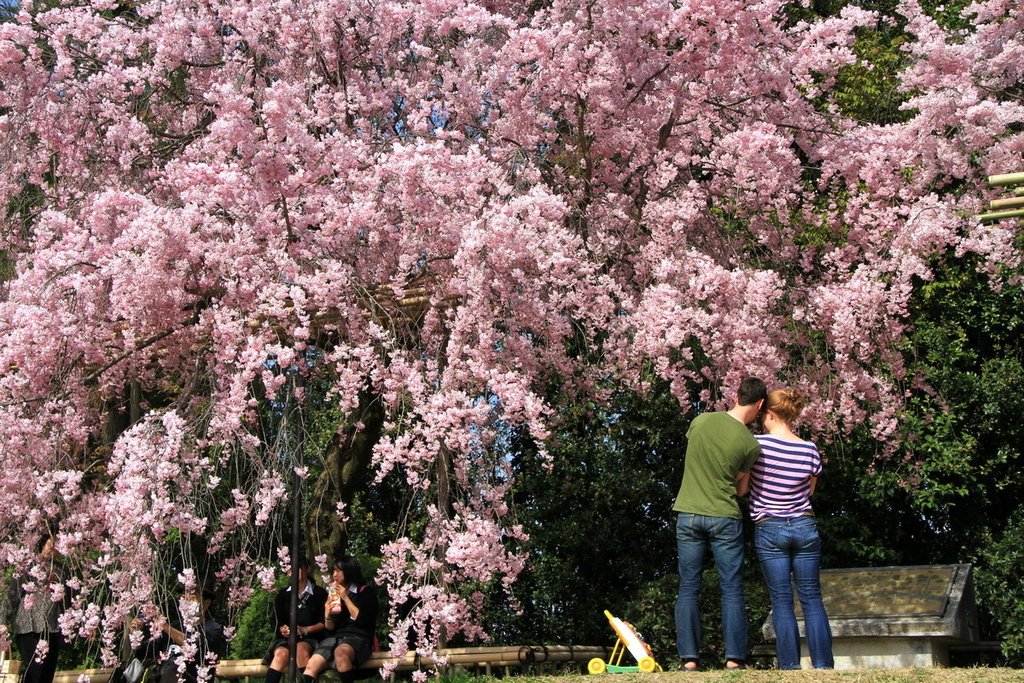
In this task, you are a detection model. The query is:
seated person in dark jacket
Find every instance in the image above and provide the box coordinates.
[262,555,328,683]
[301,556,378,683]
[137,580,225,683]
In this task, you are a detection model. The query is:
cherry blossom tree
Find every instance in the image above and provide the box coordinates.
[0,0,1021,666]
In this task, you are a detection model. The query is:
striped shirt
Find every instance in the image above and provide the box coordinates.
[750,435,822,521]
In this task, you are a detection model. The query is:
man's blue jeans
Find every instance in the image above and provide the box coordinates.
[754,516,834,669]
[674,512,747,662]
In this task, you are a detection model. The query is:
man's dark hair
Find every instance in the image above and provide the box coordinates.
[199,575,217,601]
[737,376,768,406]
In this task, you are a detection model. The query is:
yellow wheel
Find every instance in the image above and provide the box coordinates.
[638,657,657,673]
[588,658,607,674]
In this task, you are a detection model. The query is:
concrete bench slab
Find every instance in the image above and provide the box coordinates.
[762,563,980,669]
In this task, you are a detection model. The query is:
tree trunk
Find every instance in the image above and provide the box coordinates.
[305,391,385,559]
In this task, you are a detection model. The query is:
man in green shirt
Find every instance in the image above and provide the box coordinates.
[673,377,766,671]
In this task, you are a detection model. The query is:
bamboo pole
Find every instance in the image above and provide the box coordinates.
[54,646,612,683]
[518,645,609,662]
[979,208,1024,223]
[989,196,1024,210]
[52,668,113,683]
[988,172,1024,186]
[1016,187,1024,197]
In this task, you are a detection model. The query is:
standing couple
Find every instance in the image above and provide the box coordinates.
[672,376,833,671]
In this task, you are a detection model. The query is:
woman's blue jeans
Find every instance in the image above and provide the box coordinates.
[754,516,834,669]
[675,512,747,662]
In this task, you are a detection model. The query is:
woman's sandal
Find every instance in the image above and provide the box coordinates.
[678,659,699,671]
[725,659,747,670]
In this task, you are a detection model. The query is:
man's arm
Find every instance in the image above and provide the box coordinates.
[162,621,186,647]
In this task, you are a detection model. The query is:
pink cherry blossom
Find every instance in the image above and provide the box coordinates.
[0,0,1021,659]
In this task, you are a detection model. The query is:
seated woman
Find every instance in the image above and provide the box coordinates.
[263,555,328,683]
[301,556,378,683]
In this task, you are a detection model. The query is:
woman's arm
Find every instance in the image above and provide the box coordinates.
[735,470,750,497]
[296,622,323,638]
[336,589,359,620]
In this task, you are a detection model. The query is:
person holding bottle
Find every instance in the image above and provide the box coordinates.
[301,556,377,683]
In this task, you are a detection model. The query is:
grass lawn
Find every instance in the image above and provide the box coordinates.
[506,670,1022,683]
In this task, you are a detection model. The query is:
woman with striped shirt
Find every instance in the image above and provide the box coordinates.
[750,389,833,670]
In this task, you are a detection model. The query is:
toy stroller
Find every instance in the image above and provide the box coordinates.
[588,610,663,674]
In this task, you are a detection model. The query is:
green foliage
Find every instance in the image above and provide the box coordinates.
[622,575,677,662]
[0,249,13,283]
[4,179,46,246]
[786,0,974,32]
[229,587,275,659]
[899,258,1023,651]
[304,396,343,471]
[789,198,850,251]
[832,27,914,125]
[494,384,688,650]
[798,0,974,127]
[900,258,1024,539]
[57,634,104,670]
[741,560,772,658]
[805,427,908,566]
[918,0,976,32]
[977,507,1024,666]
[435,667,490,683]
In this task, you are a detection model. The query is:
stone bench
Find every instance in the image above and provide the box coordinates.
[761,563,980,669]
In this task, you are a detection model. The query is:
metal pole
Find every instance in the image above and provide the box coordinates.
[287,375,305,683]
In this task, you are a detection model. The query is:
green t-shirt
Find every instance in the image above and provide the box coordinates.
[672,411,761,519]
